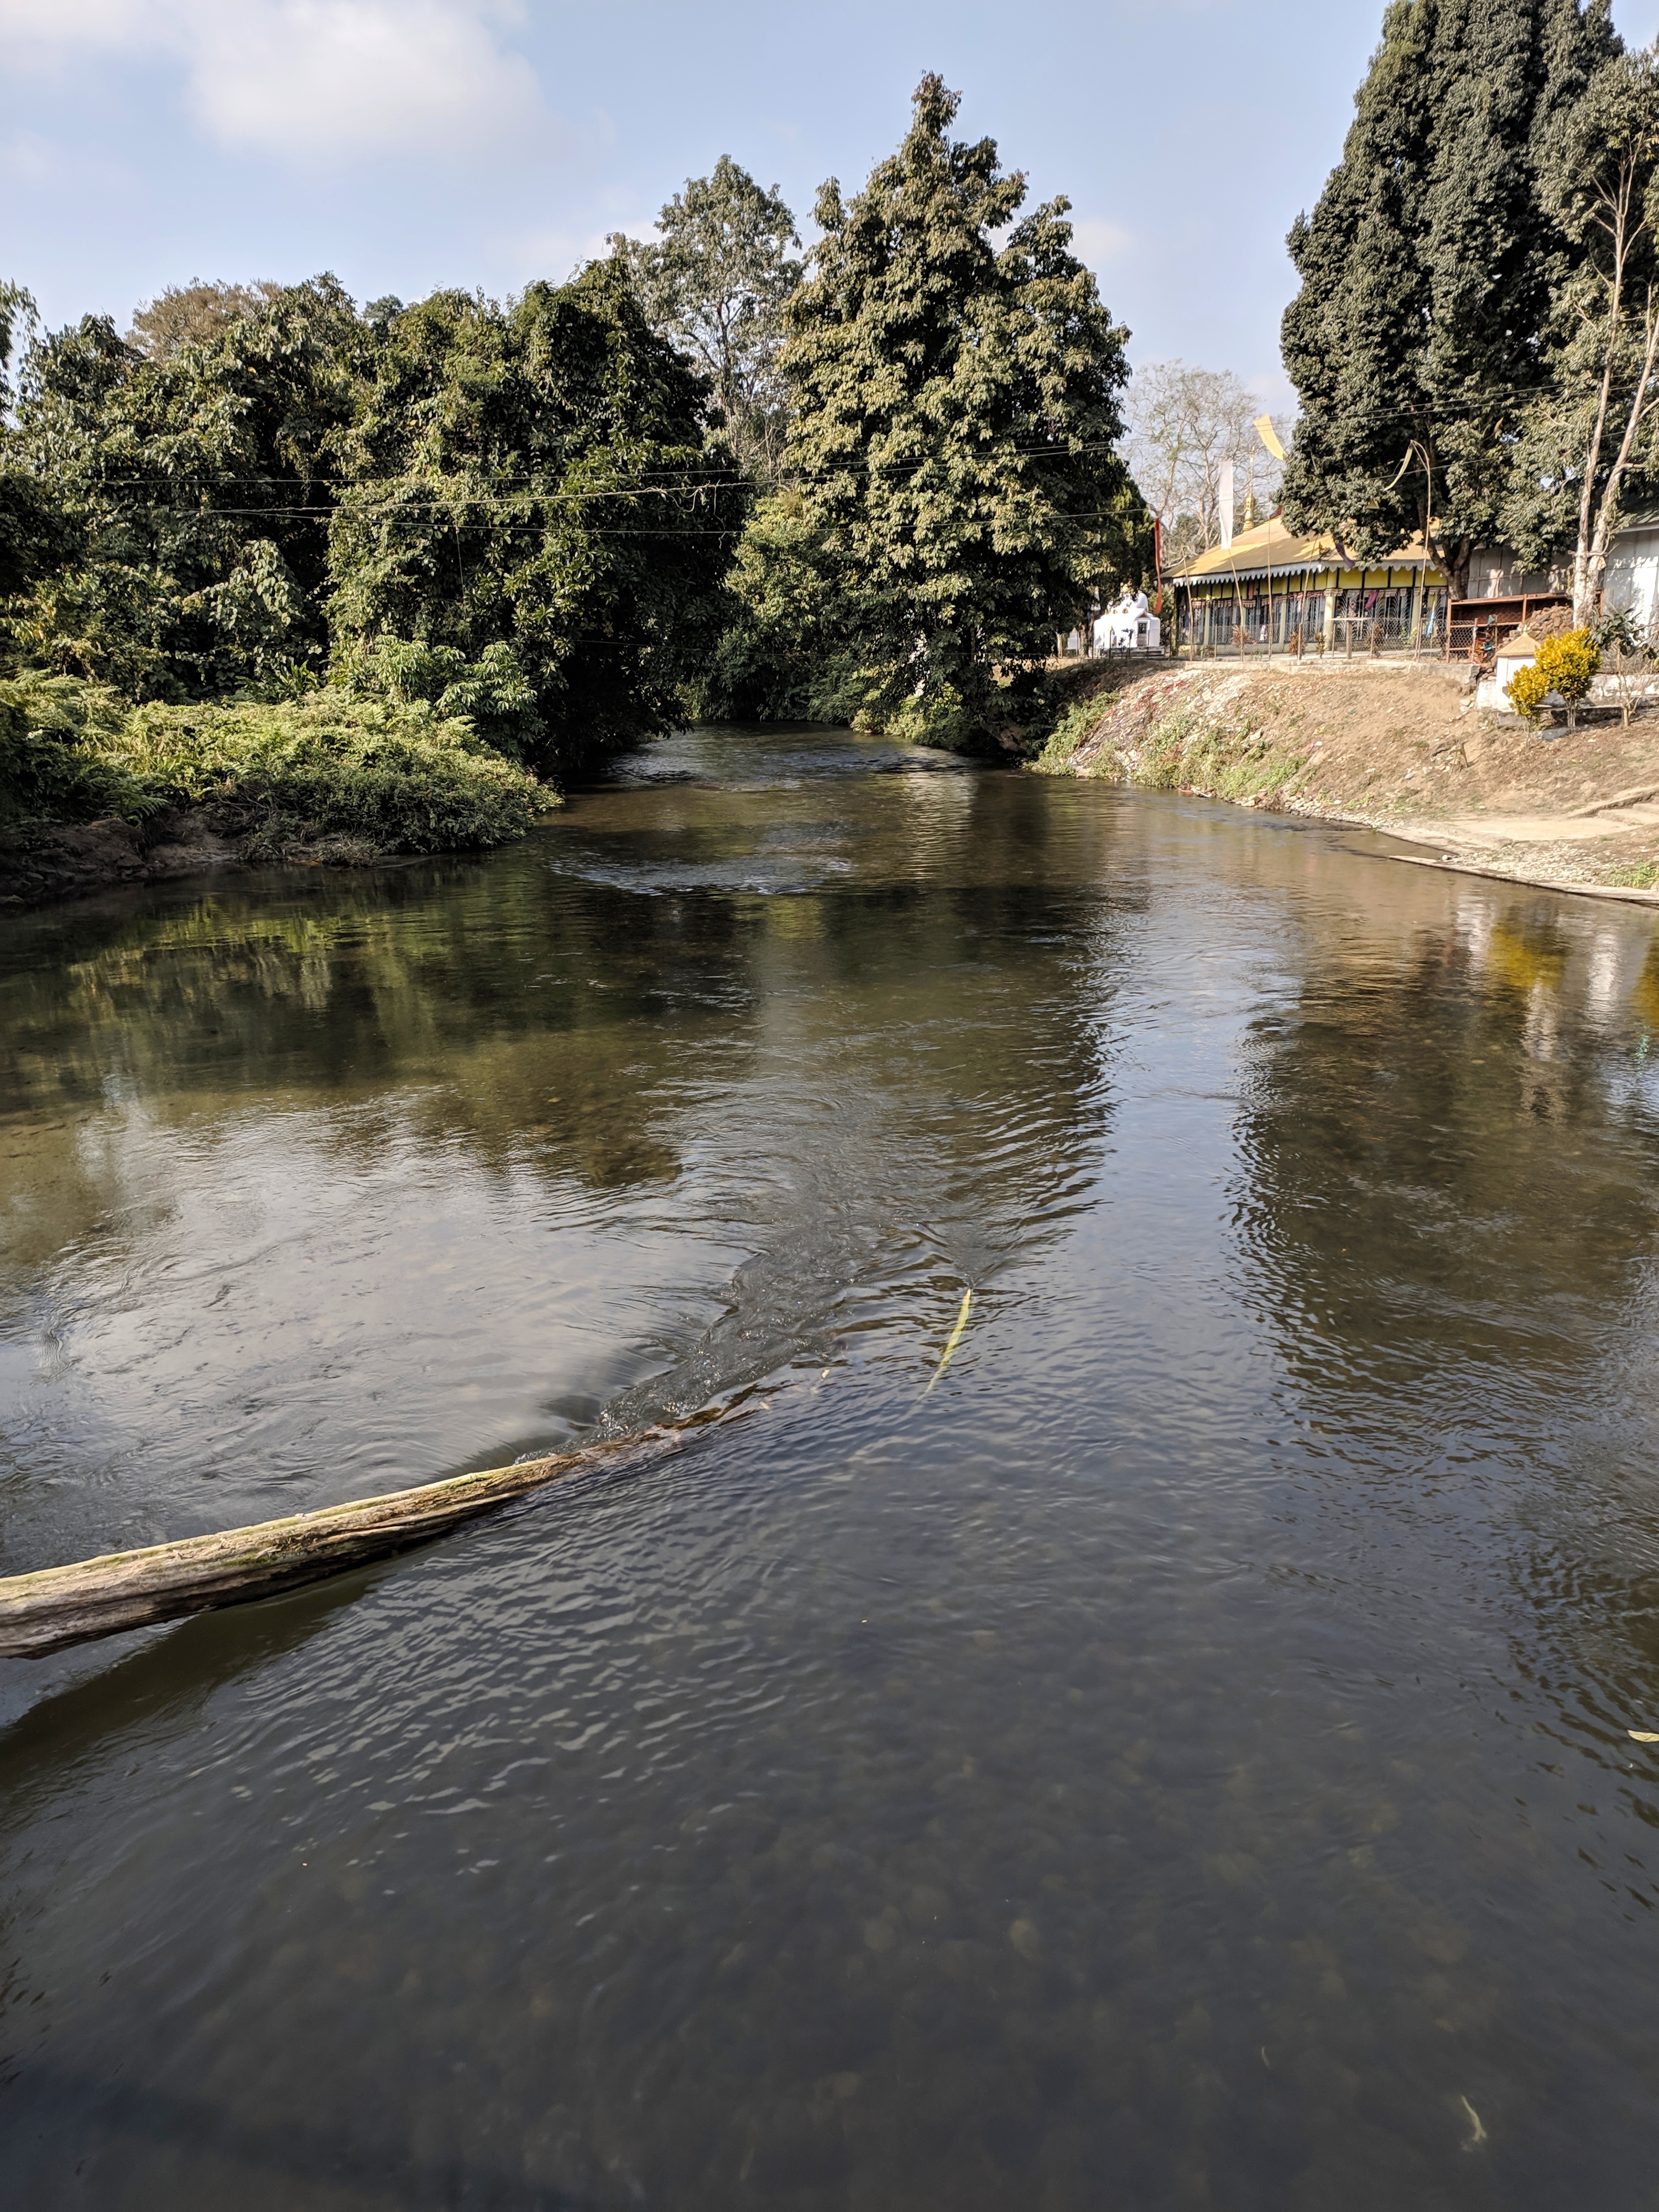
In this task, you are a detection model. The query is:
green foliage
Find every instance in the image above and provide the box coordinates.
[780,74,1150,750]
[1502,45,1659,589]
[684,489,866,722]
[1592,604,1648,655]
[6,276,368,696]
[1280,1,1619,576]
[1130,702,1305,803]
[0,284,80,607]
[325,261,746,779]
[1029,696,1108,774]
[2,93,1161,789]
[113,693,555,851]
[126,279,286,362]
[1506,626,1600,722]
[0,671,149,826]
[335,635,545,758]
[2,265,744,782]
[1035,687,1306,799]
[0,674,554,852]
[610,159,802,487]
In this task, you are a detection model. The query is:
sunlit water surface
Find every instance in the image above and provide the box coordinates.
[5,724,1659,2209]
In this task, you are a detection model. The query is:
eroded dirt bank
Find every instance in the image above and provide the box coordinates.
[0,807,247,909]
[1035,658,1659,901]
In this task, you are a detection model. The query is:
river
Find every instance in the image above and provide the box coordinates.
[4,723,1659,2207]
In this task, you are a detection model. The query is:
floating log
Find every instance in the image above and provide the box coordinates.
[0,1439,637,1661]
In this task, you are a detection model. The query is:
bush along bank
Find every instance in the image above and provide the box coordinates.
[0,675,557,906]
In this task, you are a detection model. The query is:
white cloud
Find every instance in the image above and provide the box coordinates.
[0,0,546,163]
[0,1,149,39]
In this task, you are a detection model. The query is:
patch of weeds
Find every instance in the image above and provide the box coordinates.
[1131,702,1304,804]
[1602,861,1659,888]
[1029,697,1107,775]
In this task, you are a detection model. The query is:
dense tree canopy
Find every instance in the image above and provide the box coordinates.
[0,264,744,780]
[0,284,78,606]
[328,260,745,770]
[781,74,1147,745]
[1280,0,1619,589]
[2,84,1158,782]
[126,280,287,362]
[7,275,365,697]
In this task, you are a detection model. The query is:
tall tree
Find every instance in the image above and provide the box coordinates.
[610,159,801,487]
[327,259,747,775]
[0,284,78,615]
[7,276,366,696]
[126,280,286,362]
[1503,45,1659,619]
[782,74,1146,748]
[1279,0,1620,593]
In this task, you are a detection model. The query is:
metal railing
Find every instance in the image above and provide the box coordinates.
[1175,586,1451,660]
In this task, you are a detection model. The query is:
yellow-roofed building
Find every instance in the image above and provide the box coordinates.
[1166,517,1449,656]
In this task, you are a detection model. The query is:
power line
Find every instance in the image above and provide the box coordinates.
[62,432,1145,500]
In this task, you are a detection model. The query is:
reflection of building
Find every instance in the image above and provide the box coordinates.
[1168,518,1447,656]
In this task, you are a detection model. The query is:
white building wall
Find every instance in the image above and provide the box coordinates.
[1601,529,1659,629]
[1464,546,1567,599]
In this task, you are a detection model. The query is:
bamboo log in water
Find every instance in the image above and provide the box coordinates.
[0,1440,632,1661]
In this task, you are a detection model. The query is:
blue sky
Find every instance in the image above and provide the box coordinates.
[3,0,1656,408]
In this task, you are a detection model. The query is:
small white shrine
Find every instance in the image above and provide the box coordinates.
[1093,587,1161,655]
[1475,628,1545,714]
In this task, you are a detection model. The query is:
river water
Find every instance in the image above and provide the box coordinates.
[4,724,1659,2208]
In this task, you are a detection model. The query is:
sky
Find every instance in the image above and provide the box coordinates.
[3,0,1657,411]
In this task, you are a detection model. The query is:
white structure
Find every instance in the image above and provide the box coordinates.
[1094,588,1161,654]
[1601,510,1659,630]
[1476,628,1545,714]
[1463,547,1566,601]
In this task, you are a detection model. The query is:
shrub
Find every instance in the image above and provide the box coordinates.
[113,695,556,852]
[333,637,547,760]
[1,676,556,853]
[0,672,152,826]
[1506,628,1600,731]
[1030,697,1106,774]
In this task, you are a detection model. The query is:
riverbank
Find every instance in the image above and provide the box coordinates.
[1033,657,1659,901]
[1,679,557,909]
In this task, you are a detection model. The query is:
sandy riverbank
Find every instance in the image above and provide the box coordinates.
[1034,657,1659,906]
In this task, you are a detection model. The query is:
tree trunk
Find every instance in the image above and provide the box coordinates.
[0,1435,654,1658]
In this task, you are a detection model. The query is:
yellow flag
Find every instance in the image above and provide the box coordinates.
[1254,414,1287,462]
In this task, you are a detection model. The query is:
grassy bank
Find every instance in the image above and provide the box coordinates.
[1030,658,1659,896]
[1,676,557,901]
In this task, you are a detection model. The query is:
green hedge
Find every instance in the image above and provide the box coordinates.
[1,676,556,853]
